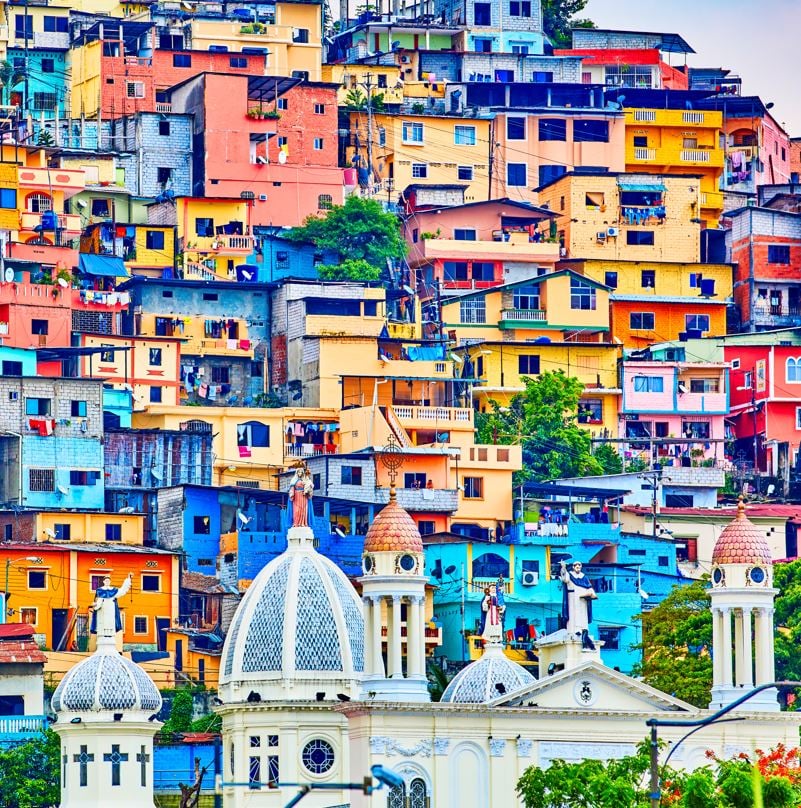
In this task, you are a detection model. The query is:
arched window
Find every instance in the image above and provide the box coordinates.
[318,194,333,211]
[472,552,509,580]
[26,192,52,213]
[788,358,801,383]
[387,783,405,808]
[409,778,428,808]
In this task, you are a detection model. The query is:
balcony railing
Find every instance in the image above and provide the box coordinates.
[0,715,47,738]
[501,308,546,322]
[19,211,82,233]
[392,405,472,423]
[632,110,656,122]
[156,102,172,113]
[285,443,338,457]
[633,147,656,161]
[680,149,712,163]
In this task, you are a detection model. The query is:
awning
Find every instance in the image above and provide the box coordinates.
[617,181,666,193]
[78,254,129,278]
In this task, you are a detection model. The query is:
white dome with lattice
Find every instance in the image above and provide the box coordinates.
[219,526,365,702]
[441,645,535,704]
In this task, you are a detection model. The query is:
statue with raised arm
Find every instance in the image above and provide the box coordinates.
[559,560,597,637]
[90,573,132,638]
[480,583,505,645]
[288,465,313,528]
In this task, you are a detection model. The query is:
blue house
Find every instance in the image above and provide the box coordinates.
[250,229,339,283]
[7,48,69,122]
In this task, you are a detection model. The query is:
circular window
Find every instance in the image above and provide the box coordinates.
[363,555,374,574]
[302,739,335,775]
[712,567,724,585]
[750,566,766,584]
[399,554,416,572]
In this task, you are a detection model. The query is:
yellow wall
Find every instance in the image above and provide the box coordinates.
[537,173,702,264]
[165,631,221,688]
[36,512,144,545]
[351,113,491,203]
[321,64,405,106]
[70,41,103,118]
[131,226,175,270]
[0,163,18,230]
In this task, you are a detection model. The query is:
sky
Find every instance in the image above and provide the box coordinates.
[584,0,800,135]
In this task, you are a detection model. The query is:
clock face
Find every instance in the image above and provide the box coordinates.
[363,555,374,574]
[712,567,724,585]
[750,566,766,584]
[399,554,416,572]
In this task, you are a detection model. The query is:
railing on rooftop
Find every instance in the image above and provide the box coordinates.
[0,715,48,737]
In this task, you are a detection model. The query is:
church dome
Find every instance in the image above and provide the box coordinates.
[219,526,364,701]
[441,646,535,704]
[363,495,423,553]
[712,500,772,566]
[52,649,162,716]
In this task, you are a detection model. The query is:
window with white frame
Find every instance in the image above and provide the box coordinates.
[457,165,474,181]
[685,314,710,333]
[126,81,145,98]
[454,125,476,145]
[632,376,664,393]
[411,163,427,178]
[460,298,486,324]
[402,121,424,144]
[788,357,801,382]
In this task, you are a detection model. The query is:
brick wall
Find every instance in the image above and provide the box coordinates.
[156,487,185,553]
[151,49,267,92]
[0,512,35,543]
[101,57,156,118]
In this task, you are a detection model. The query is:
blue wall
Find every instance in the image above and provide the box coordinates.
[250,232,339,283]
[0,347,37,376]
[7,49,68,120]
[154,742,220,792]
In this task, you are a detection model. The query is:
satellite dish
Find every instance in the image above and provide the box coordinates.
[4,268,13,283]
[151,468,163,481]
[57,485,69,496]
[334,526,346,538]
[57,277,69,288]
[118,506,135,514]
[237,511,252,526]
[278,150,287,164]
[444,565,456,576]
[43,528,56,538]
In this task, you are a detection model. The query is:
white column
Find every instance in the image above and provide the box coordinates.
[407,595,423,677]
[755,607,772,685]
[370,596,385,678]
[712,608,723,687]
[742,607,753,687]
[390,596,402,677]
[733,608,744,685]
[363,597,373,676]
[721,607,732,686]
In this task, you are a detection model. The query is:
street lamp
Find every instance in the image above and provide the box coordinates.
[646,680,801,807]
[2,557,39,624]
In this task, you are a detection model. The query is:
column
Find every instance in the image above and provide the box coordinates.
[733,608,744,686]
[407,595,423,677]
[754,607,772,685]
[711,608,723,686]
[370,596,385,678]
[741,607,753,687]
[362,597,373,676]
[391,596,403,678]
[720,607,732,686]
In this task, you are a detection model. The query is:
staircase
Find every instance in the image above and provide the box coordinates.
[384,406,414,448]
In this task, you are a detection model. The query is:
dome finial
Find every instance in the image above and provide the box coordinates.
[379,435,403,500]
[737,495,746,518]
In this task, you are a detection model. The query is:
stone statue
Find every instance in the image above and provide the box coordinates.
[90,573,132,637]
[481,583,505,645]
[288,465,313,528]
[559,561,597,636]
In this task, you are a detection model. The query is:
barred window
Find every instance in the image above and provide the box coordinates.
[32,93,57,111]
[318,194,333,210]
[459,298,486,324]
[29,468,55,492]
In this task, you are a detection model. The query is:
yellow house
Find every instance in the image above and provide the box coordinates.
[536,171,703,264]
[0,162,19,232]
[321,64,405,107]
[33,511,144,545]
[182,1,322,79]
[349,112,490,201]
[69,40,103,119]
[624,107,724,226]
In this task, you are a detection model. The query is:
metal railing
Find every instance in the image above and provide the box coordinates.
[501,308,546,322]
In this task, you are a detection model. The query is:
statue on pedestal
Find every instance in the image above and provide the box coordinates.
[289,465,313,528]
[90,573,133,637]
[481,583,505,645]
[559,561,598,643]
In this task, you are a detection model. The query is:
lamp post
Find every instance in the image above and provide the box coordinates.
[2,556,39,624]
[646,680,801,808]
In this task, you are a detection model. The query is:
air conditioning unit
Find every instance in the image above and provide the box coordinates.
[596,231,607,241]
[521,570,539,586]
[607,226,619,237]
[258,194,267,201]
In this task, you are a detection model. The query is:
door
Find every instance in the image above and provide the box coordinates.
[175,639,183,672]
[52,608,69,652]
[156,617,170,652]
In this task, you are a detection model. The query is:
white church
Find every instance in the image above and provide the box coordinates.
[51,493,801,808]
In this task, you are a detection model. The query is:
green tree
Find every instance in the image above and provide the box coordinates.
[317,258,381,282]
[475,370,603,482]
[593,442,623,475]
[541,0,594,48]
[343,88,385,112]
[160,687,194,737]
[771,560,801,685]
[287,195,406,274]
[0,729,60,808]
[427,660,451,702]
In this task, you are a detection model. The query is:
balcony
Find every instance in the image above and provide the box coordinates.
[0,715,47,743]
[7,240,78,265]
[305,314,386,338]
[700,190,724,210]
[680,148,713,164]
[19,211,83,234]
[193,235,255,253]
[675,390,727,414]
[391,405,473,429]
[155,102,172,113]
[182,336,254,357]
[285,443,338,458]
[626,109,720,128]
[625,144,724,168]
[632,147,657,161]
[18,166,85,193]
[376,485,459,512]
[500,308,547,324]
[752,305,801,329]
[419,237,559,264]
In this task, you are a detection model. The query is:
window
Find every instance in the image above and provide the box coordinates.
[31,319,49,335]
[630,312,655,330]
[277,98,288,110]
[141,574,161,592]
[91,198,111,217]
[404,472,427,489]
[598,627,620,650]
[249,756,260,789]
[196,218,214,237]
[234,421,269,451]
[574,120,609,143]
[474,2,491,24]
[29,469,55,492]
[666,495,694,508]
[15,15,33,38]
[341,466,362,486]
[604,271,618,288]
[570,278,596,310]
[446,124,477,149]
[511,44,529,55]
[411,163,427,179]
[633,135,648,147]
[149,348,162,366]
[127,82,145,98]
[472,261,494,281]
[156,119,171,138]
[149,386,162,403]
[105,524,122,541]
[518,355,540,374]
[627,231,655,246]
[506,117,526,140]
[28,570,46,590]
[70,470,100,486]
[313,103,325,114]
[25,397,51,416]
[457,165,474,181]
[314,192,333,212]
[689,378,720,394]
[463,477,484,498]
[509,0,531,14]
[633,376,664,393]
[54,523,71,540]
[194,516,211,534]
[27,194,51,214]
[313,137,324,150]
[683,420,711,439]
[453,228,476,241]
[146,230,165,250]
[578,399,603,424]
[641,270,655,288]
[100,345,115,362]
[444,261,468,281]
[41,58,55,74]
[743,371,753,389]
[20,608,36,626]
[538,164,566,186]
[507,163,527,186]
[2,361,22,376]
[0,188,16,209]
[418,520,435,536]
[539,119,567,141]
[474,37,493,52]
[689,272,701,288]
[768,245,790,264]
[230,56,248,68]
[685,314,710,334]
[202,292,218,301]
[134,616,148,634]
[43,15,68,32]
[292,27,309,43]
[460,298,486,324]
[157,167,172,186]
[277,136,288,148]
[788,358,801,382]
[173,53,192,67]
[402,121,424,144]
[513,285,541,310]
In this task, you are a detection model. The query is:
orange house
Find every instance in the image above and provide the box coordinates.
[610,299,728,348]
[0,543,180,652]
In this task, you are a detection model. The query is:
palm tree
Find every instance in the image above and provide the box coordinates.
[427,660,452,702]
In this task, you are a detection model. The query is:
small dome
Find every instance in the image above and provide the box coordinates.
[441,646,535,704]
[712,499,772,566]
[220,527,364,700]
[364,493,423,553]
[52,650,162,715]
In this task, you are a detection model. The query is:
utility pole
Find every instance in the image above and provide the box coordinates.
[362,72,374,192]
[752,380,760,495]
[23,0,30,118]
